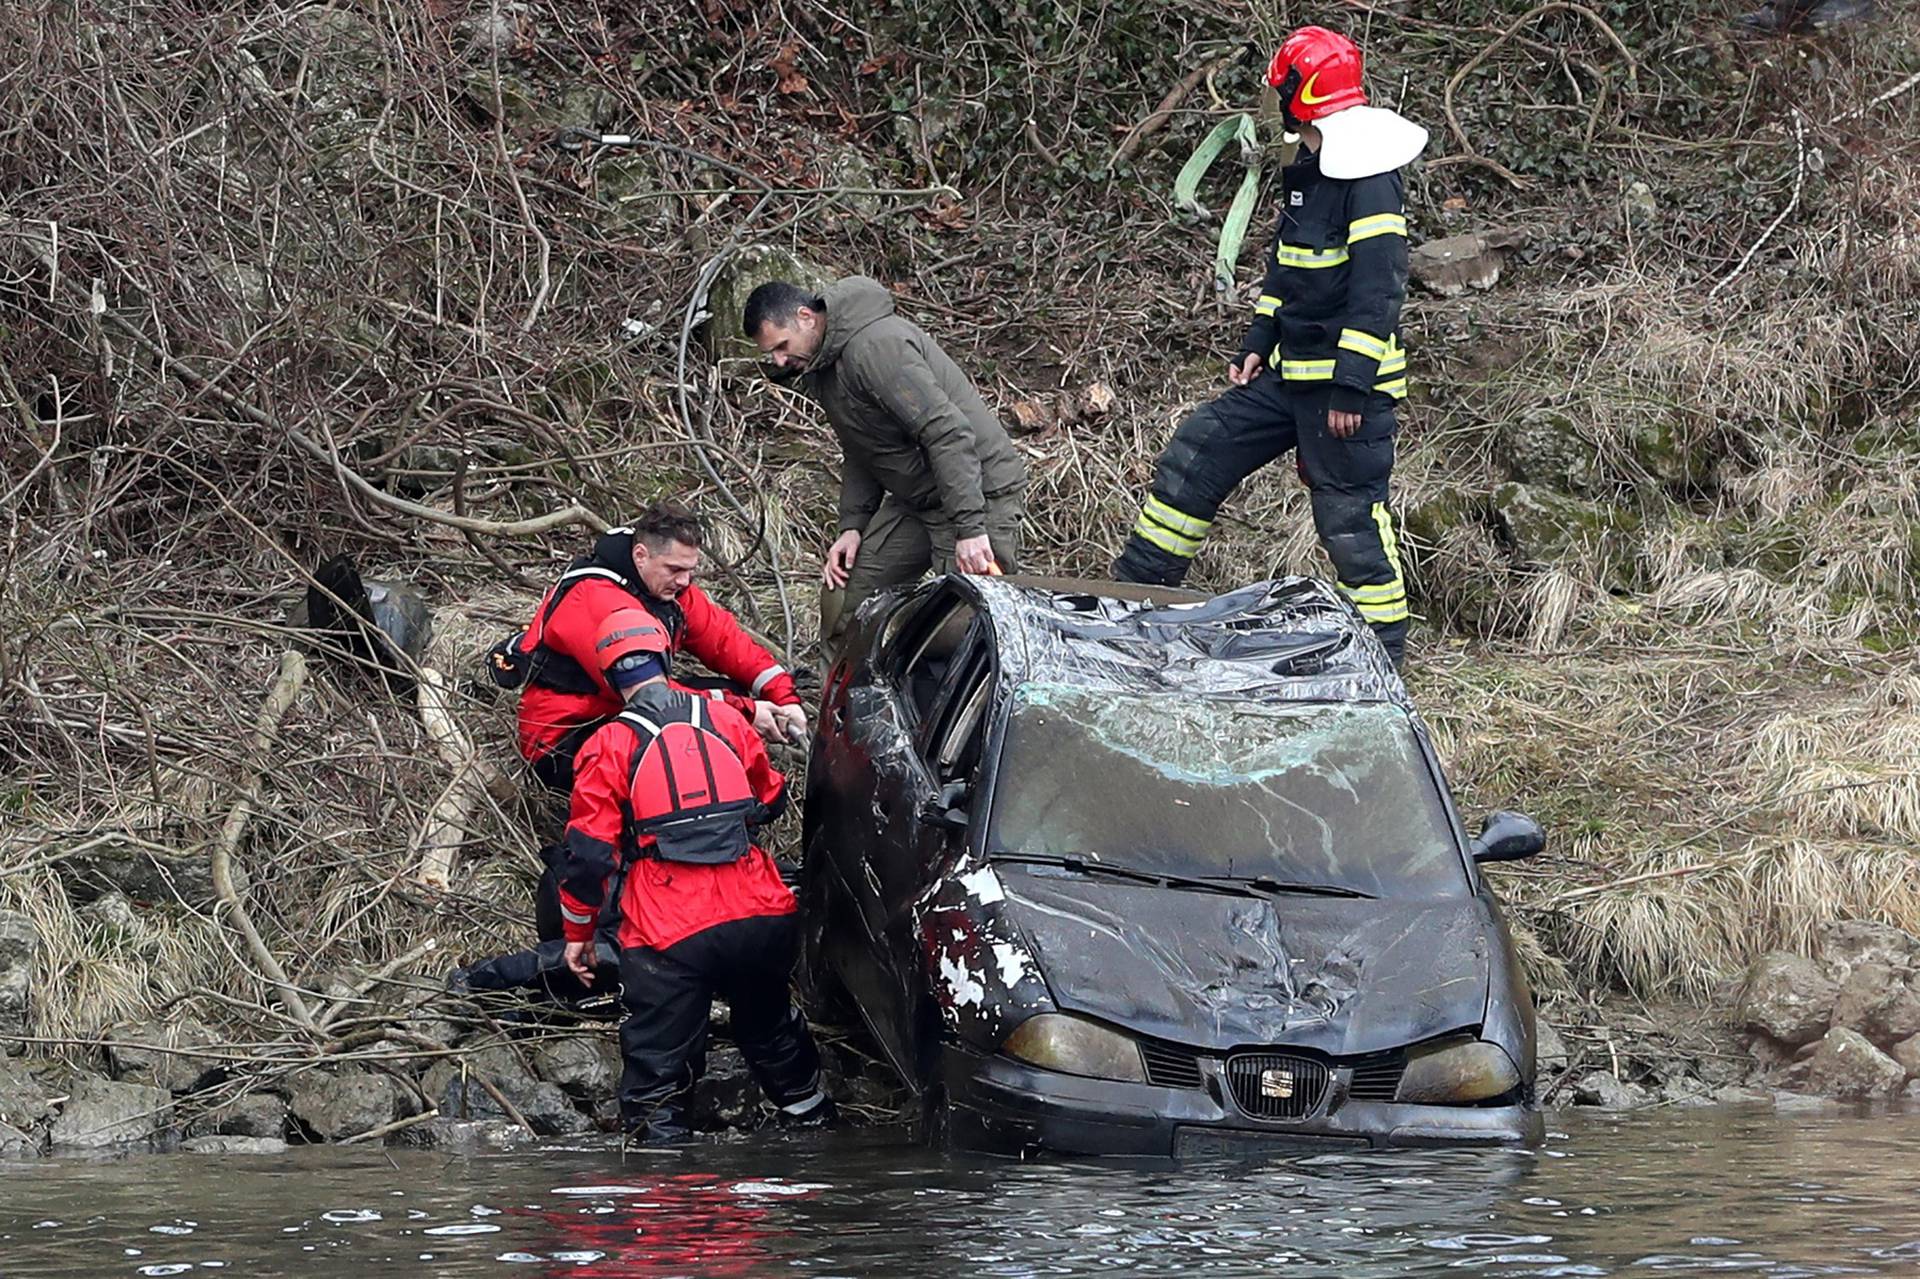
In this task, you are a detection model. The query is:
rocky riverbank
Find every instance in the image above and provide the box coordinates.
[11,907,1920,1154]
[0,929,904,1155]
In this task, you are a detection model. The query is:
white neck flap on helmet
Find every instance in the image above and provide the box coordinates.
[1313,105,1430,181]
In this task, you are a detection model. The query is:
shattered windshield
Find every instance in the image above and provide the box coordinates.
[987,685,1468,899]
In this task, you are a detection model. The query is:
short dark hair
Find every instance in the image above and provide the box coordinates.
[631,502,704,551]
[742,281,824,339]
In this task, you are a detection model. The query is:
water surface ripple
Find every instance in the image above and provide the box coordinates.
[3,1107,1917,1276]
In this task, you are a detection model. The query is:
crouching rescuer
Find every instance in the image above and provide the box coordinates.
[553,649,832,1140]
[1112,26,1427,666]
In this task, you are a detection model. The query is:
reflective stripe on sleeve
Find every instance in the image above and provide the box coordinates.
[1347,213,1408,243]
[560,902,595,925]
[750,665,786,697]
[1253,293,1283,317]
[1338,328,1390,360]
[1275,243,1349,269]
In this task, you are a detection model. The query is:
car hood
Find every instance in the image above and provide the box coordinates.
[996,867,1491,1056]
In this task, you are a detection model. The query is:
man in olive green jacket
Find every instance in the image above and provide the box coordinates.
[745,276,1027,648]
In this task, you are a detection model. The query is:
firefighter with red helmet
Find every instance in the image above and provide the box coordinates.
[553,657,832,1142]
[1113,27,1427,667]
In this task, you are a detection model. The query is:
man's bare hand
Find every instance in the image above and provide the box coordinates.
[771,702,809,745]
[564,941,595,987]
[1228,352,1265,386]
[751,700,783,741]
[953,535,999,575]
[1327,408,1362,439]
[823,529,861,589]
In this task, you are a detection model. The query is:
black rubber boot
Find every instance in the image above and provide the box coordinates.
[624,1098,694,1144]
[777,1092,838,1131]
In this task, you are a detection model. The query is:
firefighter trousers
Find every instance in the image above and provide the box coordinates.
[616,912,826,1139]
[1112,376,1408,663]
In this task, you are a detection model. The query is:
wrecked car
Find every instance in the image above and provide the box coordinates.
[801,573,1547,1157]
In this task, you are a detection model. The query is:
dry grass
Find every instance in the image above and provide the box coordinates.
[1,0,1918,1072]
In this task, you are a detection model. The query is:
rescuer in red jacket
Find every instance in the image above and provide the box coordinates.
[497,504,807,794]
[555,661,832,1141]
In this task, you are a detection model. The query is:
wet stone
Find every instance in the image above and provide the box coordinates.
[182,1134,288,1155]
[290,1070,409,1142]
[1536,1019,1571,1071]
[50,1075,174,1149]
[106,1018,223,1093]
[185,1091,290,1141]
[533,1035,622,1105]
[404,1117,533,1150]
[1805,1028,1907,1099]
[1740,952,1838,1048]
[0,910,38,1054]
[441,1076,592,1137]
[691,1044,761,1130]
[1571,1069,1648,1110]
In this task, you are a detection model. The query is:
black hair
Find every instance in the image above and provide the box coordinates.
[742,281,825,339]
[631,502,704,551]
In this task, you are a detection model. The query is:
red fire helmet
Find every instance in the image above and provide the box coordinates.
[1266,26,1368,124]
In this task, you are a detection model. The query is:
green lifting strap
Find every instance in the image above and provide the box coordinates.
[1172,113,1263,295]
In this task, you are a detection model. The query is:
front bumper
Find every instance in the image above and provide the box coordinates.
[942,1045,1544,1158]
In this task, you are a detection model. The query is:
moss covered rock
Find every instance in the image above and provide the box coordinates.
[703,245,834,364]
[1491,482,1639,574]
[1500,408,1600,494]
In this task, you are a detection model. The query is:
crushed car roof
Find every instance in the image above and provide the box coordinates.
[963,574,1410,706]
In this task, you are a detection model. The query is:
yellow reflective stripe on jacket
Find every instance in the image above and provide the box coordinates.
[1338,328,1390,360]
[1340,581,1405,603]
[1142,496,1211,540]
[1279,359,1336,381]
[1373,377,1408,399]
[1347,213,1408,243]
[1275,242,1349,269]
[1132,513,1201,558]
[1254,293,1283,318]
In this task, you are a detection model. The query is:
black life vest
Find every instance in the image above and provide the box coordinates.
[487,529,684,694]
[619,700,760,865]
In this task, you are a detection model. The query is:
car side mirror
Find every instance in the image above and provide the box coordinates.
[919,780,970,831]
[1471,811,1545,863]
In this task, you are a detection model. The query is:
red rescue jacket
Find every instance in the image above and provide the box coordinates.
[556,687,795,952]
[512,529,799,763]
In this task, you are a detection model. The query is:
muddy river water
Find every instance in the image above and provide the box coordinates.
[3,1106,1918,1277]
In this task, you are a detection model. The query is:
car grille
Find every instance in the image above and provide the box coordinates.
[1346,1050,1407,1103]
[1140,1040,1205,1089]
[1225,1052,1330,1119]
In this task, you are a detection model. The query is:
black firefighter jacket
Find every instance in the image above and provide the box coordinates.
[1238,148,1411,413]
[795,276,1026,540]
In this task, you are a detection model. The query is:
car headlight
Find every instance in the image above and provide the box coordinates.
[1394,1037,1521,1105]
[1002,1014,1147,1083]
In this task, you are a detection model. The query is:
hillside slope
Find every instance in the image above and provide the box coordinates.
[1,0,1915,1070]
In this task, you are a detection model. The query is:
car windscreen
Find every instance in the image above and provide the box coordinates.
[987,685,1468,899]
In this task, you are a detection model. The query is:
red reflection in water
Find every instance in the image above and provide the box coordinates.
[504,1172,820,1277]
